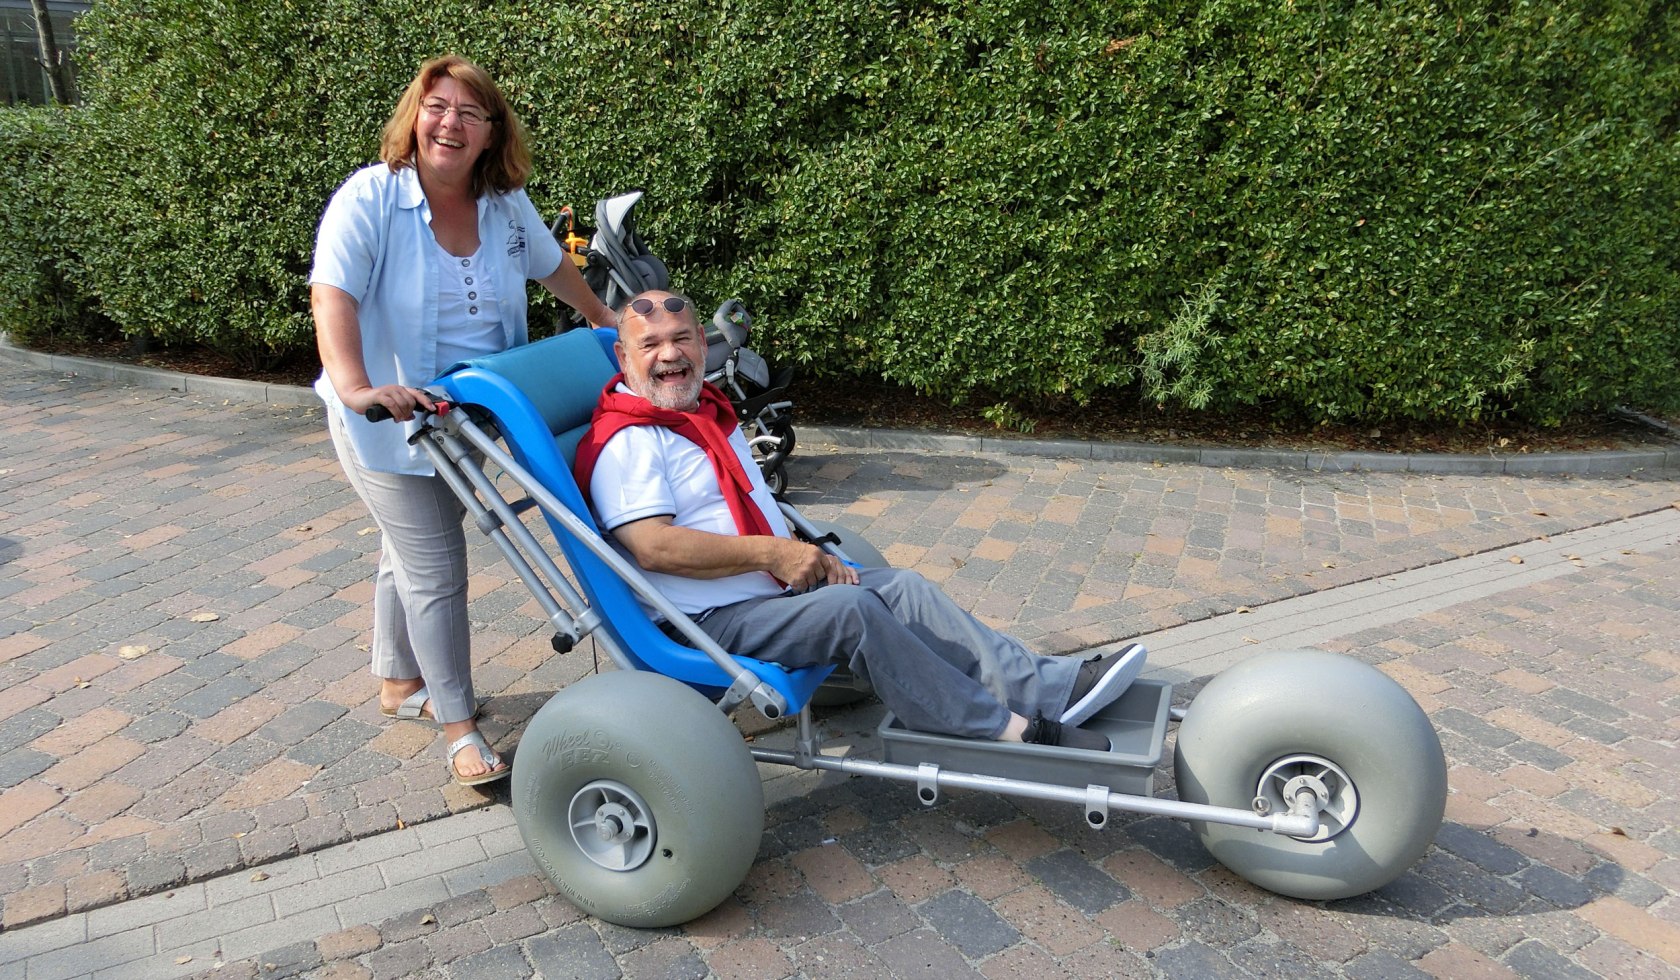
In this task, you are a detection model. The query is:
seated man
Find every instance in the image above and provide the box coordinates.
[574,290,1145,751]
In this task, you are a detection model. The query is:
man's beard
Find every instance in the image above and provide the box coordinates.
[634,365,703,411]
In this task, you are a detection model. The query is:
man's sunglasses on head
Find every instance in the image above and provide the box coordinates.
[627,296,691,317]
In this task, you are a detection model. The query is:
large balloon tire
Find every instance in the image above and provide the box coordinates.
[1173,649,1446,901]
[513,671,764,927]
[803,519,884,707]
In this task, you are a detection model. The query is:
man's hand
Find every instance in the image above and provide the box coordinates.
[768,538,860,591]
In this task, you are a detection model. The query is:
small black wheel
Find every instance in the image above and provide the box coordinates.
[769,416,796,458]
[1173,648,1446,901]
[513,671,764,927]
[763,463,787,496]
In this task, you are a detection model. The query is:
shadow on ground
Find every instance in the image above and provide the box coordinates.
[781,451,1012,504]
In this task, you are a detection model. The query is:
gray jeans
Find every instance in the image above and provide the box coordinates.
[696,567,1079,738]
[327,409,476,723]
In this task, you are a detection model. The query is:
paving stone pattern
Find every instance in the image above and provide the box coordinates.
[2,362,1679,978]
[171,546,1679,980]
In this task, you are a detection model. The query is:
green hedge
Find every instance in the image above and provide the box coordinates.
[0,105,105,343]
[8,0,1679,422]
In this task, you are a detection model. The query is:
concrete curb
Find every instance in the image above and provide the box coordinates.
[0,336,316,409]
[5,336,1675,476]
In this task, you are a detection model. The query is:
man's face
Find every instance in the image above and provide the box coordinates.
[618,293,706,411]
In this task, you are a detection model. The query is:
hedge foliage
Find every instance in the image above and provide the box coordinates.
[0,106,104,344]
[5,0,1677,423]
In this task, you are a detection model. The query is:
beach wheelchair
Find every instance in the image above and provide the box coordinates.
[397,327,1448,928]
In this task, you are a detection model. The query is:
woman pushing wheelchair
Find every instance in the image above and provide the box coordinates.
[308,55,616,786]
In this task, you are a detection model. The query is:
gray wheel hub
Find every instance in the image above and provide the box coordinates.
[569,780,656,871]
[1256,754,1359,843]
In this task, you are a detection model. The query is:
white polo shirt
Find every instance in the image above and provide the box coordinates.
[588,407,791,617]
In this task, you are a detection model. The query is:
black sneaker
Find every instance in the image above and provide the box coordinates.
[1060,643,1147,727]
[1021,713,1111,752]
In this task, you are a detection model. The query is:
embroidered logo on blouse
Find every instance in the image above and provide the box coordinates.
[506,219,526,258]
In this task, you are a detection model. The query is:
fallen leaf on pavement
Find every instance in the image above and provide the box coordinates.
[358,526,379,536]
[251,871,269,882]
[1236,606,1252,614]
[190,613,220,623]
[117,644,150,659]
[1509,556,1524,564]
[176,956,192,965]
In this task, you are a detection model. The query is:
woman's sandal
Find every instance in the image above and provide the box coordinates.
[380,685,478,723]
[448,730,510,787]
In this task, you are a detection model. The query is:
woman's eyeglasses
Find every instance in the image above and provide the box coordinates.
[420,98,493,127]
[627,296,691,317]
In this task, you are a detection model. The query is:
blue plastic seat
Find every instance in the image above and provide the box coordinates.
[435,329,833,712]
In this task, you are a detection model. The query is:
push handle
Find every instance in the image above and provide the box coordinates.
[364,399,449,423]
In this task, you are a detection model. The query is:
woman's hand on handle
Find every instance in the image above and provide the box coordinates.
[351,385,436,423]
[312,283,435,423]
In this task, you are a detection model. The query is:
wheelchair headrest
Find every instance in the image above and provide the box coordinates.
[445,329,617,451]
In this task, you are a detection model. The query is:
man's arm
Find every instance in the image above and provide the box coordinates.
[611,516,858,592]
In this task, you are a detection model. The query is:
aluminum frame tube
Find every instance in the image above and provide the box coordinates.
[746,746,1321,837]
[416,425,601,653]
[429,409,789,718]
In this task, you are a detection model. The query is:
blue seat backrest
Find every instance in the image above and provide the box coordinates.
[434,329,830,709]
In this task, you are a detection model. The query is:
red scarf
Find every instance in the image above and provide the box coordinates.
[573,374,778,540]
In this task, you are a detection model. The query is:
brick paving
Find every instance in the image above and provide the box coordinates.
[1,359,1679,977]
